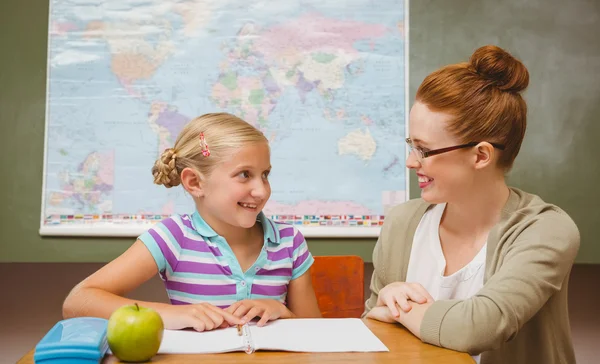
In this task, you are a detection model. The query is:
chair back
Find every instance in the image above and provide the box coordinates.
[310,255,364,318]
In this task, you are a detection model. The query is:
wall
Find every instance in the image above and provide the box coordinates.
[1,0,599,263]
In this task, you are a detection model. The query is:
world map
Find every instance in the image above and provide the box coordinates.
[42,0,408,235]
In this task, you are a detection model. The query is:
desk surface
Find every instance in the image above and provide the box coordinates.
[17,319,473,364]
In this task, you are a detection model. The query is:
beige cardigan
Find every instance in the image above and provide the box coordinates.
[364,187,579,364]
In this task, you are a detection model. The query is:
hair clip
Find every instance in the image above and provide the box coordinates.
[199,132,210,157]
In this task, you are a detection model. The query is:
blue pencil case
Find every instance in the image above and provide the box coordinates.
[34,317,109,364]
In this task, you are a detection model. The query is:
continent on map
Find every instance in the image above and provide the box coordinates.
[84,20,175,96]
[50,21,78,36]
[211,13,389,126]
[338,128,377,161]
[173,0,212,36]
[211,72,281,127]
[48,151,114,214]
[137,200,175,216]
[147,102,191,153]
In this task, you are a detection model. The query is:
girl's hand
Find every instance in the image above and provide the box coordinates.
[377,282,434,317]
[160,302,243,332]
[226,299,293,326]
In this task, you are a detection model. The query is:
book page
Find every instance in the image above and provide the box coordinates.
[251,318,389,352]
[158,326,243,354]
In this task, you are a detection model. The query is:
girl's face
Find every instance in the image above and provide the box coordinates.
[199,141,272,232]
[406,102,481,204]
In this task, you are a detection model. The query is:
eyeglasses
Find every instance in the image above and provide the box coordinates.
[406,138,505,161]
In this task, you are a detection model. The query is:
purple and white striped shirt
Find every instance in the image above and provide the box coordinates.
[139,211,314,308]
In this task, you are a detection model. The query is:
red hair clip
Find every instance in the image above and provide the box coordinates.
[199,132,210,157]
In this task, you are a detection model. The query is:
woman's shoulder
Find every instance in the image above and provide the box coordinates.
[502,187,580,247]
[507,187,576,225]
[387,198,432,222]
[377,198,433,245]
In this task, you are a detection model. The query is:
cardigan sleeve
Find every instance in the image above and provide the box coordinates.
[363,217,390,316]
[363,199,430,317]
[420,211,580,354]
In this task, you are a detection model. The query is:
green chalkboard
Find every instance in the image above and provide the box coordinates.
[1,0,598,262]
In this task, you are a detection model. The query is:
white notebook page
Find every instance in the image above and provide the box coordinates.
[158,326,243,354]
[252,318,389,352]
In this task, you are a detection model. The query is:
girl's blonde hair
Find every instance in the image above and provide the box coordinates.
[152,113,268,188]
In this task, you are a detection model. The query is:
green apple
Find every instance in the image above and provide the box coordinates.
[107,303,164,362]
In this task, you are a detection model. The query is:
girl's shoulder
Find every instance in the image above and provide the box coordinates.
[153,213,195,231]
[266,217,305,245]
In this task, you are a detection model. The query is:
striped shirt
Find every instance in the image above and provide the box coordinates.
[139,211,314,308]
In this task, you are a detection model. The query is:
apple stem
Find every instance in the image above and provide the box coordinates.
[135,303,139,311]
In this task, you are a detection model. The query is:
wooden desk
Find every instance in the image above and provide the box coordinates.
[17,319,473,363]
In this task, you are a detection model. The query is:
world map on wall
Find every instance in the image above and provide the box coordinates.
[41,0,408,236]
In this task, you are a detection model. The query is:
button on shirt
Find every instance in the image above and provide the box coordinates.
[139,211,314,308]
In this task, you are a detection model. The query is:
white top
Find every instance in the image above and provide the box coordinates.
[406,203,486,363]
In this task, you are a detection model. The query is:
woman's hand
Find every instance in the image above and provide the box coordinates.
[377,282,434,317]
[365,306,397,323]
[159,302,243,331]
[226,299,293,326]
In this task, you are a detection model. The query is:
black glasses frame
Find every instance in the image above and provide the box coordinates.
[406,138,505,159]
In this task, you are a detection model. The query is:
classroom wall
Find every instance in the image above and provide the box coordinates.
[1,0,599,263]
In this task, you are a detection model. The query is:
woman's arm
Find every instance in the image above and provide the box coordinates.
[363,206,397,316]
[62,240,171,319]
[415,214,580,354]
[394,301,432,336]
[286,269,322,318]
[363,237,387,315]
[365,306,398,323]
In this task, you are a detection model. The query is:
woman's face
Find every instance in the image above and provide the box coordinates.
[406,101,481,204]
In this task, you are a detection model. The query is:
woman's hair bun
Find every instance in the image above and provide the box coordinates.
[469,45,529,93]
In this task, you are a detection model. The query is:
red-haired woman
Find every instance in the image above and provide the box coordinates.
[364,45,579,364]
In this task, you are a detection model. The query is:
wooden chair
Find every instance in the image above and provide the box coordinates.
[310,255,365,318]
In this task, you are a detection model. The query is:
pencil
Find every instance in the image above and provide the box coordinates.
[237,324,243,336]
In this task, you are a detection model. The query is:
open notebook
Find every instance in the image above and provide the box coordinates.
[158,318,389,354]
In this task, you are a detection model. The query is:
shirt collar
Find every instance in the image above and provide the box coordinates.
[190,211,219,238]
[259,211,280,244]
[191,211,280,244]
